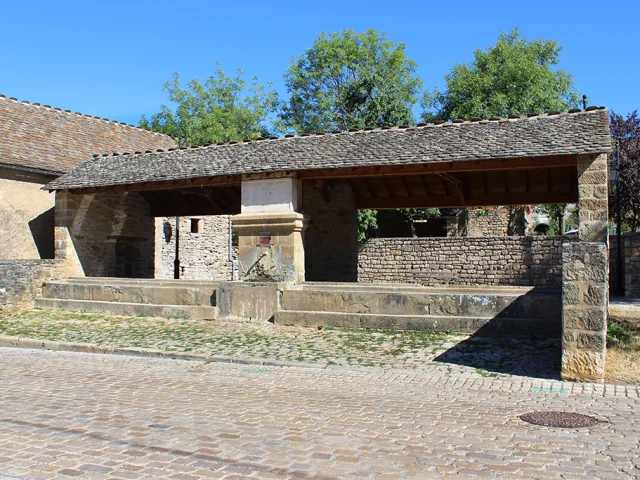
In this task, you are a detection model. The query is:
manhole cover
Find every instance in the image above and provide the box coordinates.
[520,411,600,428]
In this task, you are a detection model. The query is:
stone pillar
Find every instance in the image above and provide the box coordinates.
[232,176,308,283]
[561,242,608,382]
[54,191,85,278]
[578,153,609,243]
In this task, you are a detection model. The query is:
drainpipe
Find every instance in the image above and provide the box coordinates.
[174,216,180,279]
[229,217,239,281]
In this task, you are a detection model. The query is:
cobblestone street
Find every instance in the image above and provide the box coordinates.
[0,348,638,479]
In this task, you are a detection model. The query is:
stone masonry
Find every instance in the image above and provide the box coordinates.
[464,207,526,237]
[303,181,358,282]
[561,242,608,382]
[154,216,234,281]
[358,236,566,286]
[55,191,155,278]
[578,153,609,243]
[0,259,54,312]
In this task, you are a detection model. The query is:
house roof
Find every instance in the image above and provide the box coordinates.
[46,108,611,191]
[0,94,177,174]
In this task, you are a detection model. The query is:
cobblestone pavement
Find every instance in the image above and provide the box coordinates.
[0,311,560,379]
[0,348,638,479]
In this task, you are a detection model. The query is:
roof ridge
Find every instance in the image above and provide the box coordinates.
[0,93,176,141]
[85,107,608,160]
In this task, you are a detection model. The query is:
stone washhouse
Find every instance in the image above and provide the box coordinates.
[41,108,612,382]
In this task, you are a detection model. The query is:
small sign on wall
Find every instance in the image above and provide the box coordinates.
[258,232,273,246]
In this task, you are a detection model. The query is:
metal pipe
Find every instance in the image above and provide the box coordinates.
[174,216,180,279]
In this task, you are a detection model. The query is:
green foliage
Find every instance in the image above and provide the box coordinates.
[139,67,280,146]
[281,29,422,133]
[423,28,580,121]
[357,210,378,243]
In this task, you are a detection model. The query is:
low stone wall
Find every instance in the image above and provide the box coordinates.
[358,236,566,287]
[0,260,54,312]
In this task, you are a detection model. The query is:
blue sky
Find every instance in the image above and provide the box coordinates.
[2,0,638,126]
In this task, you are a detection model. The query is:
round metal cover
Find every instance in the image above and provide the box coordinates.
[520,411,600,428]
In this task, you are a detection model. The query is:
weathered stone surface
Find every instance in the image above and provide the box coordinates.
[358,236,567,286]
[0,260,55,312]
[562,282,581,305]
[561,349,605,382]
[561,241,608,382]
[584,284,606,306]
[563,307,606,331]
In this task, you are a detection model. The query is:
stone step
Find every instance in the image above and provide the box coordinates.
[280,289,561,320]
[274,310,560,335]
[64,277,221,287]
[35,298,218,320]
[42,282,216,306]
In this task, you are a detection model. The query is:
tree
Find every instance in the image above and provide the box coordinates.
[422,28,580,122]
[281,29,422,134]
[140,67,279,146]
[610,111,640,232]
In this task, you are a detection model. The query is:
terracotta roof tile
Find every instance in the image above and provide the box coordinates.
[0,95,177,173]
[47,109,611,191]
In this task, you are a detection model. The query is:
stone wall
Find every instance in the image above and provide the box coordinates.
[303,181,358,282]
[55,191,155,278]
[462,207,526,237]
[609,232,640,298]
[0,167,56,260]
[561,242,608,382]
[578,153,609,243]
[0,260,54,312]
[358,236,566,286]
[154,215,234,281]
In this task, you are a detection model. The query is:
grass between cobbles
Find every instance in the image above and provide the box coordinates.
[0,310,466,369]
[606,317,640,384]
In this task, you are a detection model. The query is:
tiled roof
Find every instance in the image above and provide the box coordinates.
[0,95,177,174]
[47,108,611,191]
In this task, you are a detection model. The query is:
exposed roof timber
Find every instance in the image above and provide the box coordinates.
[357,190,578,210]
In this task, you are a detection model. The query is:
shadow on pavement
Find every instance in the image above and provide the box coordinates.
[433,335,562,380]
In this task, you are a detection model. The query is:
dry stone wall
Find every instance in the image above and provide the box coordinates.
[154,216,233,281]
[0,260,54,312]
[358,236,566,287]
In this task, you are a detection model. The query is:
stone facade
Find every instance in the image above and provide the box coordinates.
[358,236,566,286]
[55,191,155,278]
[303,181,358,282]
[561,242,608,382]
[0,167,56,260]
[154,216,234,281]
[0,259,54,312]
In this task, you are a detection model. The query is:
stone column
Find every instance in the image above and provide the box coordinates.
[54,191,85,278]
[561,242,608,382]
[232,175,308,283]
[578,153,609,243]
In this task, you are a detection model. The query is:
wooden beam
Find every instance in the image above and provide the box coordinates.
[356,190,578,210]
[69,175,242,194]
[297,155,578,180]
[150,204,240,217]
